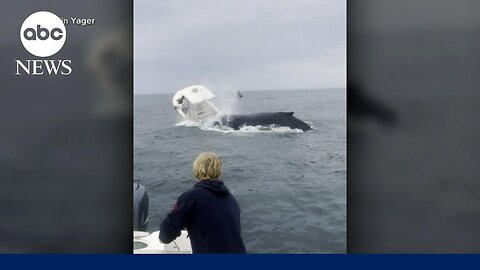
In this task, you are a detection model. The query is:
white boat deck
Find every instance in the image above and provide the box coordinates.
[134,230,192,254]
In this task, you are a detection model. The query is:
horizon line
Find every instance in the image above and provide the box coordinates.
[134,86,345,96]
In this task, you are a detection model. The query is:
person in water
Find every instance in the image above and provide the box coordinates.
[159,152,246,254]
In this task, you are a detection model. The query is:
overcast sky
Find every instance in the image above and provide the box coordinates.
[134,0,345,94]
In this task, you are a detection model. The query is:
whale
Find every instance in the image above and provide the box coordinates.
[219,112,312,131]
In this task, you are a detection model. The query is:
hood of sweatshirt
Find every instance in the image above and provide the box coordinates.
[194,180,230,197]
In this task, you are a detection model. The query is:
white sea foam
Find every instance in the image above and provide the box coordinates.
[175,120,304,134]
[175,119,201,127]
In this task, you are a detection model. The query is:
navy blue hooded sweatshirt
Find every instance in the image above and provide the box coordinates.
[159,180,246,254]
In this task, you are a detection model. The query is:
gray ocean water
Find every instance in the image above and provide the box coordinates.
[134,89,346,253]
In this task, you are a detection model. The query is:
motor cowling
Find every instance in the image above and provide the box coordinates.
[133,182,149,231]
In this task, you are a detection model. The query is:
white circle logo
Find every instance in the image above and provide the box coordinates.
[20,11,66,57]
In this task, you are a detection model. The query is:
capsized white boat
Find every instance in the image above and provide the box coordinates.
[172,85,220,122]
[134,230,192,254]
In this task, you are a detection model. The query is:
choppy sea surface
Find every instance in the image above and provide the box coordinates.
[134,89,346,253]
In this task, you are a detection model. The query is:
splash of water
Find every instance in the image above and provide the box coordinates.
[210,85,240,115]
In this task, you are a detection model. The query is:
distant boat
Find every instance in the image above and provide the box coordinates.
[237,90,243,98]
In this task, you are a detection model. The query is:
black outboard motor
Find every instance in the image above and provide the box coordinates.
[133,182,149,231]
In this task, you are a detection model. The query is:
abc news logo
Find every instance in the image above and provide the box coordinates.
[23,25,64,41]
[15,11,72,75]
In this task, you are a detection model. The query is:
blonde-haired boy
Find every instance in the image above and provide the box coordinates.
[160,152,246,253]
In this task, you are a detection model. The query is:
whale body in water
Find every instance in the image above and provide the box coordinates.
[219,112,312,131]
[173,85,312,131]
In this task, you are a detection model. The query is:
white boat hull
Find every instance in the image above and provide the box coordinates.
[172,85,220,122]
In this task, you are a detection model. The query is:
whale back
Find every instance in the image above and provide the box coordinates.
[223,112,311,131]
